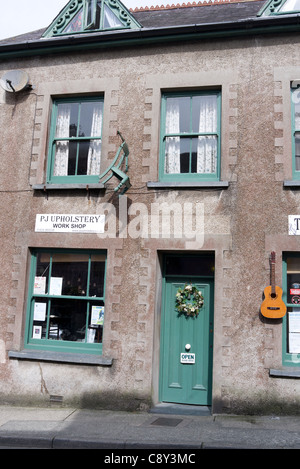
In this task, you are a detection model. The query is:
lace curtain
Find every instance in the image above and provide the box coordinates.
[164,95,217,175]
[164,100,181,174]
[53,103,102,177]
[87,105,103,175]
[197,96,217,174]
[53,104,70,177]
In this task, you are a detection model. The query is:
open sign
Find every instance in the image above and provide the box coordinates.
[180,353,195,364]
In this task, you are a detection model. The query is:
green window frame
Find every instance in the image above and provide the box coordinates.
[282,253,300,367]
[47,97,104,185]
[24,249,106,355]
[64,0,125,33]
[258,0,300,16]
[277,0,300,13]
[291,87,300,180]
[159,91,221,182]
[43,0,141,38]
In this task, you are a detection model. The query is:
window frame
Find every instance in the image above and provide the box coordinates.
[258,0,300,16]
[291,87,300,180]
[274,0,300,14]
[85,0,98,30]
[46,96,104,185]
[159,90,221,183]
[24,248,107,356]
[282,252,300,366]
[43,0,142,38]
[76,0,125,33]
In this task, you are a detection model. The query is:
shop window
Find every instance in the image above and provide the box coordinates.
[159,91,221,182]
[283,254,300,366]
[46,97,104,185]
[25,249,106,355]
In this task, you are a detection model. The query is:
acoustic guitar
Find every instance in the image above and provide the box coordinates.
[261,251,286,318]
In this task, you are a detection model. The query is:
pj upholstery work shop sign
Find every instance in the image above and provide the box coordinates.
[35,214,105,233]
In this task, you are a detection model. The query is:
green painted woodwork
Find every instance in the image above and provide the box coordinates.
[24,249,106,355]
[43,0,141,38]
[159,276,214,406]
[291,87,300,181]
[47,97,131,193]
[3,22,300,60]
[159,91,221,183]
[47,96,104,185]
[258,0,300,16]
[282,253,300,367]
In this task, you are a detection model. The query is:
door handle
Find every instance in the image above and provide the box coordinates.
[185,344,191,351]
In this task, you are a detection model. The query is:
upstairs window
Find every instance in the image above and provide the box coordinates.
[64,0,123,33]
[159,91,221,182]
[43,0,141,38]
[278,0,300,11]
[291,86,300,179]
[258,0,300,15]
[47,97,103,184]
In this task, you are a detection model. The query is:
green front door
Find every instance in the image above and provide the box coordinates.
[159,276,214,406]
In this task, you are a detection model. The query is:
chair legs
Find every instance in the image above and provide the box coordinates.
[111,167,131,194]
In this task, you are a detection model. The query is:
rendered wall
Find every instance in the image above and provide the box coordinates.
[0,32,299,414]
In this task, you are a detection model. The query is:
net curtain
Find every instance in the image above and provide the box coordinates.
[53,103,102,177]
[164,95,217,175]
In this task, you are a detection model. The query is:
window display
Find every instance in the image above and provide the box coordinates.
[26,249,106,354]
[285,256,300,355]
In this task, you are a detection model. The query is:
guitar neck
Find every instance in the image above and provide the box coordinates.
[271,261,275,294]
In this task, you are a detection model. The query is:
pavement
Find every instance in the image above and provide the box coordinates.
[0,403,299,450]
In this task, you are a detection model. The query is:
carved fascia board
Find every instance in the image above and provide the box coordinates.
[43,0,141,38]
[258,0,292,16]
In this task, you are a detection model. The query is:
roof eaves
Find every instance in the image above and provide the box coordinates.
[1,13,300,59]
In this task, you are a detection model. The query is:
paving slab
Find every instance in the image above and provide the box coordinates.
[0,406,298,449]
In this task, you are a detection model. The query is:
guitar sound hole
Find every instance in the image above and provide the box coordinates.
[271,293,277,299]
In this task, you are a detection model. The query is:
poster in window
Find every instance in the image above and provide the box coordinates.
[91,306,104,325]
[34,276,46,294]
[289,311,300,331]
[34,302,46,321]
[32,325,42,339]
[288,311,300,353]
[49,277,63,295]
[289,333,300,353]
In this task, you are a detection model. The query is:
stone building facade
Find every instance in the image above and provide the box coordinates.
[0,0,299,415]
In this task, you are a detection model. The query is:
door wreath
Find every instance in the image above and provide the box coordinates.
[175,284,204,318]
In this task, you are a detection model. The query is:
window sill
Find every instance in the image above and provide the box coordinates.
[147,181,229,189]
[283,180,300,188]
[32,183,105,191]
[8,349,113,366]
[269,368,300,378]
